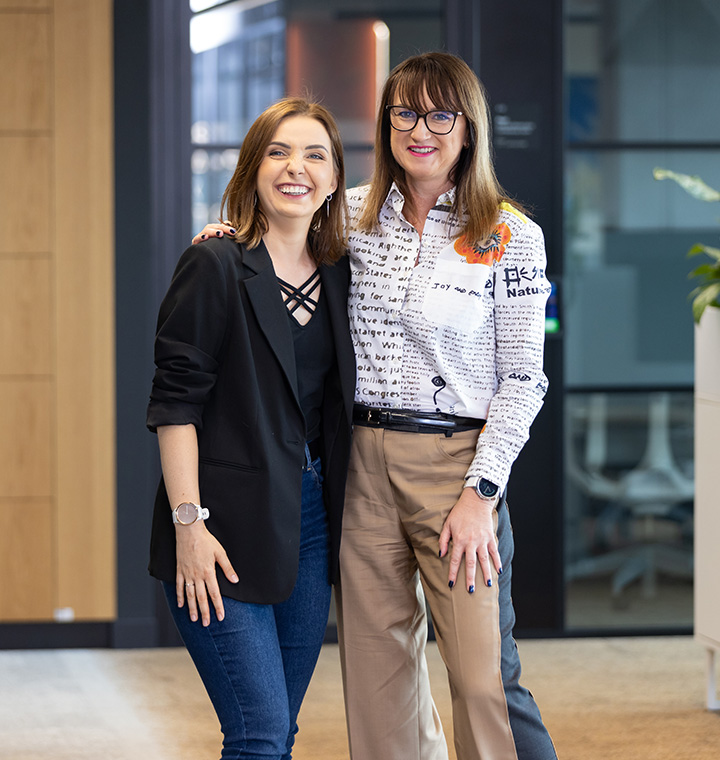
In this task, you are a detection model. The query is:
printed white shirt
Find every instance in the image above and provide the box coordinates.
[346,182,551,491]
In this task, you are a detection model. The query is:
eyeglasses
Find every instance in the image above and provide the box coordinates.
[385,105,463,135]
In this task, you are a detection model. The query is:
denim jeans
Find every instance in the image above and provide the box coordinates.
[163,449,331,760]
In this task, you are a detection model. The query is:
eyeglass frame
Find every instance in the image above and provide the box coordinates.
[385,105,464,135]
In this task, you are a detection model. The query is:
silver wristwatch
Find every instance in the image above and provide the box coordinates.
[465,477,500,505]
[172,502,210,525]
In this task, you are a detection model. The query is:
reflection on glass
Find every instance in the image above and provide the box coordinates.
[564,391,693,630]
[189,2,444,232]
[563,149,719,390]
[286,17,389,147]
[190,0,229,12]
[191,0,285,229]
[565,0,720,144]
[192,148,240,232]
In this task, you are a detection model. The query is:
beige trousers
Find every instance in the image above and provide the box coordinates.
[336,425,520,760]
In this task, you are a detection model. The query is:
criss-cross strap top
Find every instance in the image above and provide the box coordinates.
[276,268,322,325]
[277,266,334,443]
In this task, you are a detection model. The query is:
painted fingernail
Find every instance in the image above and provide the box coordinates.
[487,579,493,587]
[498,567,503,575]
[448,580,454,589]
[215,230,222,236]
[229,228,236,234]
[438,550,442,558]
[201,234,208,240]
[469,585,475,594]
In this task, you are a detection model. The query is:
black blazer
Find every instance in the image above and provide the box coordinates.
[147,237,355,604]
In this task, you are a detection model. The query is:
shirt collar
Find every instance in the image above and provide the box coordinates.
[386,182,457,213]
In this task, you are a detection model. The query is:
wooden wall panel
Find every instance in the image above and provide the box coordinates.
[0,0,53,12]
[0,0,115,624]
[0,258,52,375]
[0,499,54,621]
[0,380,52,497]
[0,2,51,8]
[0,10,51,131]
[54,0,115,620]
[0,136,52,255]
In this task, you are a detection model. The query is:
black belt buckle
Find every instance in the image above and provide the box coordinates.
[365,408,380,425]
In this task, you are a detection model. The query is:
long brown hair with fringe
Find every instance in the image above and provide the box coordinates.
[358,52,522,244]
[221,98,348,265]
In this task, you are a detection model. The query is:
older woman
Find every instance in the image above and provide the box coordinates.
[195,53,556,760]
[148,97,354,760]
[338,52,556,760]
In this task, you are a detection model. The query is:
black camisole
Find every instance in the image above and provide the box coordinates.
[277,269,335,443]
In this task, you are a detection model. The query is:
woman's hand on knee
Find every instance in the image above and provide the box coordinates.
[191,221,236,245]
[175,523,239,626]
[438,489,502,593]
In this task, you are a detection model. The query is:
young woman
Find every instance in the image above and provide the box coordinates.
[147,97,355,760]
[195,53,557,760]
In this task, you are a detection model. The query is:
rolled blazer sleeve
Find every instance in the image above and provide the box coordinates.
[147,243,229,432]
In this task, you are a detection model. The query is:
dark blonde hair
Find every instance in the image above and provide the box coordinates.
[221,97,348,265]
[358,52,521,243]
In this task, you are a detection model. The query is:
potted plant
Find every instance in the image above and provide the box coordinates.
[654,167,720,710]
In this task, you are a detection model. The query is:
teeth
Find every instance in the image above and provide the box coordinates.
[411,147,435,154]
[279,186,309,195]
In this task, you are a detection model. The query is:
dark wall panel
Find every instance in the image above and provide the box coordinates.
[114,0,160,647]
[474,0,565,634]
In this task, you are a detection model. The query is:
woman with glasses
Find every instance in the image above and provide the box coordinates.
[195,53,556,760]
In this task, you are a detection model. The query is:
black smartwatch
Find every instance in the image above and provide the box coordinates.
[474,477,499,500]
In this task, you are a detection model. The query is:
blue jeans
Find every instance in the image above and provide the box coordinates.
[163,451,331,760]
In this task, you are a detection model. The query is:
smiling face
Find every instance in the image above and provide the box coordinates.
[255,115,338,230]
[389,86,468,195]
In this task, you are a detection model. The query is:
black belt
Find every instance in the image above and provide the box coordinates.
[307,438,321,462]
[353,405,486,436]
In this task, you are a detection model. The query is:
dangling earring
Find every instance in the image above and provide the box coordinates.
[253,192,258,208]
[326,193,333,216]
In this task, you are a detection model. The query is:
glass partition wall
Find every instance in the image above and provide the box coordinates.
[189,0,443,231]
[563,0,720,631]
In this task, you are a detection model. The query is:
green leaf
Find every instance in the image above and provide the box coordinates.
[688,243,720,261]
[688,263,719,279]
[653,168,720,202]
[691,282,720,323]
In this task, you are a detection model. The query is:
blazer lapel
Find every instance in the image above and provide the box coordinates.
[242,242,301,405]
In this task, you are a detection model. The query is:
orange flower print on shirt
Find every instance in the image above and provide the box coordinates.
[454,223,512,265]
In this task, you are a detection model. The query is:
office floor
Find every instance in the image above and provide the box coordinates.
[1,637,718,759]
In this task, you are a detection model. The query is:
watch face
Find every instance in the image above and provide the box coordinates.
[477,478,499,498]
[176,503,197,524]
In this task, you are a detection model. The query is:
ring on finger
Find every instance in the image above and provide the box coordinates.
[185,582,195,588]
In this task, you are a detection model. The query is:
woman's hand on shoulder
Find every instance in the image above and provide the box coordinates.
[192,221,236,245]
